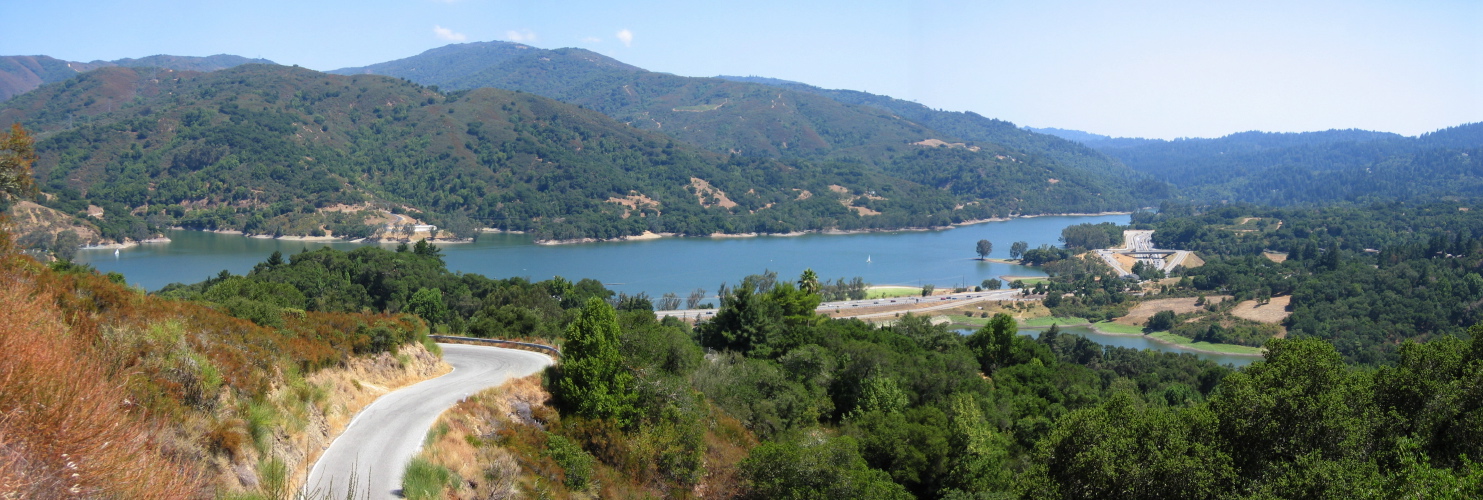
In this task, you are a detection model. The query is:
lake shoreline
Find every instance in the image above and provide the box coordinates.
[136,212,1134,247]
[530,211,1136,245]
[1021,321,1265,357]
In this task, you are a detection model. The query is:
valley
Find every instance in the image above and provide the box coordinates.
[1,9,1480,498]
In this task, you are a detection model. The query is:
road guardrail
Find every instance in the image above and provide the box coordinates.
[428,335,562,358]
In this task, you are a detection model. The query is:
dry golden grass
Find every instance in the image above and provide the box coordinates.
[1263,252,1289,263]
[0,227,447,498]
[411,375,551,499]
[1114,296,1231,326]
[0,279,204,498]
[1230,296,1293,324]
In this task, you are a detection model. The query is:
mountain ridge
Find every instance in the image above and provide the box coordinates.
[0,53,274,102]
[2,63,1132,243]
[332,41,1145,195]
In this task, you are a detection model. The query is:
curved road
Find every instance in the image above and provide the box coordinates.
[303,344,554,499]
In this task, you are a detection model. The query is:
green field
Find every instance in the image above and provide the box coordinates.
[867,286,923,299]
[1021,316,1090,327]
[1091,321,1147,334]
[947,314,990,327]
[1007,277,1050,286]
[1147,331,1265,355]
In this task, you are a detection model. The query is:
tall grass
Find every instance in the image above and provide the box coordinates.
[400,457,456,499]
[0,280,204,497]
[0,230,435,496]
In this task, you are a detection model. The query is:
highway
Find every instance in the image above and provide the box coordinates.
[1096,230,1189,277]
[656,288,1023,321]
[302,344,553,499]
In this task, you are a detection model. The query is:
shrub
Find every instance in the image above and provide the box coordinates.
[1145,310,1178,332]
[544,434,595,489]
[401,457,456,500]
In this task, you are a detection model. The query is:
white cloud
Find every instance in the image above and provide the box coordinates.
[507,29,537,43]
[615,29,634,47]
[433,25,467,42]
[580,36,602,43]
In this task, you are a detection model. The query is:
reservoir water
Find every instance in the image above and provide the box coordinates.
[79,214,1129,297]
[67,213,1260,365]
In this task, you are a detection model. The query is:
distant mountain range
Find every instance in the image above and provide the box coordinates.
[0,54,273,102]
[4,40,1479,242]
[332,42,1144,196]
[0,62,1135,241]
[1027,124,1483,205]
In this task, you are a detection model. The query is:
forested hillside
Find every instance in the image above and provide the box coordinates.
[1,63,1135,242]
[1065,124,1483,205]
[1139,201,1483,363]
[158,247,1483,498]
[334,41,1145,207]
[0,53,273,102]
[718,76,1143,183]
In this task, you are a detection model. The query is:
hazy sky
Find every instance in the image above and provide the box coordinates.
[2,0,1477,139]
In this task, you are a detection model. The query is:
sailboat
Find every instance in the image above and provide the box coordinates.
[866,255,871,263]
[114,248,120,258]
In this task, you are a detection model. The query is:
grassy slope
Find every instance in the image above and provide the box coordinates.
[0,232,435,496]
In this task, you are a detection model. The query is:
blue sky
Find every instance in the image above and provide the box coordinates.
[2,0,1477,139]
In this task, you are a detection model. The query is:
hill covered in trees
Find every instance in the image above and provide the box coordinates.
[1138,201,1483,363]
[333,41,1148,203]
[1049,124,1483,205]
[0,53,273,102]
[155,245,1483,498]
[1,62,1139,242]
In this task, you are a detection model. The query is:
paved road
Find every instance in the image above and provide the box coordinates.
[656,289,1021,321]
[303,344,554,499]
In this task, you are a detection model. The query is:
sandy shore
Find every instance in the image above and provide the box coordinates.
[81,237,172,250]
[275,235,342,241]
[535,231,675,246]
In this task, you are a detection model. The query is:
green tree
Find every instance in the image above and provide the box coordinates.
[975,239,993,260]
[0,123,37,200]
[850,375,910,418]
[943,393,1011,494]
[685,287,707,309]
[1026,392,1235,499]
[965,313,1016,374]
[407,287,450,326]
[554,298,637,425]
[1209,338,1374,480]
[741,435,912,500]
[1010,241,1029,260]
[921,284,936,297]
[52,230,80,262]
[798,268,822,296]
[1145,310,1177,332]
[658,292,682,310]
